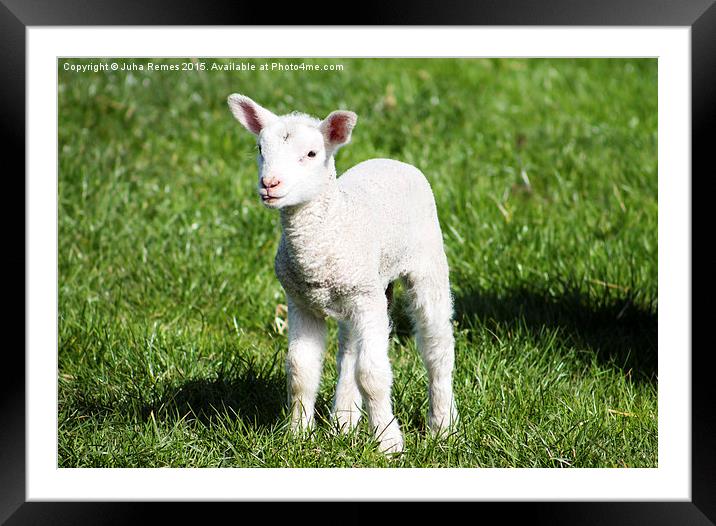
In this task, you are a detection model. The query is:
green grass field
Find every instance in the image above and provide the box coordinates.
[58,58,658,468]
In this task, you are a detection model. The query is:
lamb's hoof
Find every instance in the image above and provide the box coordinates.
[376,422,404,455]
[331,408,362,435]
[380,440,404,456]
[428,407,459,438]
[289,419,315,437]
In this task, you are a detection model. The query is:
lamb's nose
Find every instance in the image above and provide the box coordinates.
[261,177,281,189]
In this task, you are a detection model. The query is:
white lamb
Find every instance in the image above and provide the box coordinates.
[228,94,458,454]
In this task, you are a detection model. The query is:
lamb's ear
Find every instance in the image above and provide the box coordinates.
[320,110,357,151]
[227,94,278,135]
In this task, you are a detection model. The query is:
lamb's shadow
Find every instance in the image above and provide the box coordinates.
[451,284,658,383]
[144,359,287,430]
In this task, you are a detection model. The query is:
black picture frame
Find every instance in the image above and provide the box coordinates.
[6,0,714,523]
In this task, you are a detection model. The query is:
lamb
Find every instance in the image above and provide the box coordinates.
[227,94,458,454]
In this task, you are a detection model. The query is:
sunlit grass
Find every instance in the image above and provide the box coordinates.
[58,58,657,468]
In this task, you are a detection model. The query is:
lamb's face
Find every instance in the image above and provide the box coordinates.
[255,120,329,209]
[228,93,357,210]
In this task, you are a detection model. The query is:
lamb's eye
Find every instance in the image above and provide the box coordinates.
[307,151,316,158]
[257,144,262,155]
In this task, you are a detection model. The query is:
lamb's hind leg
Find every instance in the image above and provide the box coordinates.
[331,321,363,432]
[405,265,458,434]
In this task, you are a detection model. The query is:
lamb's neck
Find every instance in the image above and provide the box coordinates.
[279,182,342,254]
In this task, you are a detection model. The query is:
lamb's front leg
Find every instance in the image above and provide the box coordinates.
[286,296,326,432]
[352,300,404,454]
[331,321,363,432]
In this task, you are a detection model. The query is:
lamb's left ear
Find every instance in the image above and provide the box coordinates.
[320,110,358,150]
[227,93,278,135]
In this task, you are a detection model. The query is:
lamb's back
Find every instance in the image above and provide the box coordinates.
[337,158,444,280]
[338,158,436,220]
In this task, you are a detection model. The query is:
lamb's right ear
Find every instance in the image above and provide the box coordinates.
[227,94,278,135]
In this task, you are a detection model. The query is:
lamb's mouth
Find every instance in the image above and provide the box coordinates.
[261,194,286,206]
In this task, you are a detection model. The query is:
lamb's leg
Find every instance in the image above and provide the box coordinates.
[331,321,363,432]
[405,268,458,435]
[286,296,326,433]
[352,299,404,454]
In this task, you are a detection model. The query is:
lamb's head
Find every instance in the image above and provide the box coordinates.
[228,94,357,209]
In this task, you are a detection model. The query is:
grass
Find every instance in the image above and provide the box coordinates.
[58,57,658,468]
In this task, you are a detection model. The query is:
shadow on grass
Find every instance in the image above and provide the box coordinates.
[385,278,657,383]
[65,355,288,431]
[144,352,289,429]
[452,284,658,383]
[147,366,287,430]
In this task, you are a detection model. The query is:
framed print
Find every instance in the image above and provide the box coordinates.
[7,0,715,523]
